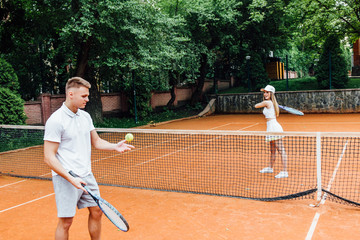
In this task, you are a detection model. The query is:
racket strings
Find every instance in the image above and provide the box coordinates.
[99,200,129,231]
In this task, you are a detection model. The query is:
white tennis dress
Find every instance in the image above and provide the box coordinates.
[263,101,284,141]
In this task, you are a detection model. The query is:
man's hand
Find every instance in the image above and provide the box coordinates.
[69,174,88,193]
[115,140,135,153]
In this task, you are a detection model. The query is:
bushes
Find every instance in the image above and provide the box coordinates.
[0,58,20,92]
[0,58,26,124]
[0,87,27,124]
[237,52,269,92]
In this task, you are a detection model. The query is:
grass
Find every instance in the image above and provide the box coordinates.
[347,77,360,88]
[219,77,360,94]
[94,104,205,129]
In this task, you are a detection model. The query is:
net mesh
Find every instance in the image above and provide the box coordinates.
[1,125,360,206]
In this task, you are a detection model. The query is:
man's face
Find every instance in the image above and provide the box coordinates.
[69,86,90,109]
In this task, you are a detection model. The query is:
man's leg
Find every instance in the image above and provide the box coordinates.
[88,206,103,240]
[55,217,73,240]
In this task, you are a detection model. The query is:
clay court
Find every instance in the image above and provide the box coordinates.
[1,113,360,240]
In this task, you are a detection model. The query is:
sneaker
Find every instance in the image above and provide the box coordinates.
[259,167,273,173]
[275,171,288,179]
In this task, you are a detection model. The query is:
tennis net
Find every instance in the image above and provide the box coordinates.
[1,125,360,206]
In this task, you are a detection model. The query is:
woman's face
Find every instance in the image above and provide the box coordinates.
[263,90,271,100]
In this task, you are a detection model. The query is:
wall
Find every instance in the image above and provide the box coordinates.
[24,93,129,125]
[216,89,360,114]
[24,79,231,125]
[23,101,42,125]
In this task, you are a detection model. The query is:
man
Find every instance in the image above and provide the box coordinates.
[44,77,134,240]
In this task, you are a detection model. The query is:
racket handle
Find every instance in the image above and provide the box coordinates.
[69,170,79,178]
[69,171,86,187]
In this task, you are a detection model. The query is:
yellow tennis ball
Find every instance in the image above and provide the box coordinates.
[125,133,134,142]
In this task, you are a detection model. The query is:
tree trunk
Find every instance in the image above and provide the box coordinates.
[166,71,177,109]
[75,37,103,123]
[191,53,207,105]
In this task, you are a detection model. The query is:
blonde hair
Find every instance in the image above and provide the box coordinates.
[271,93,280,117]
[65,77,91,92]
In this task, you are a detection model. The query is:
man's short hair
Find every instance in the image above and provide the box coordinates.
[66,77,91,92]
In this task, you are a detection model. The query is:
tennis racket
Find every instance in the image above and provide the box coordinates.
[279,105,304,116]
[69,171,129,232]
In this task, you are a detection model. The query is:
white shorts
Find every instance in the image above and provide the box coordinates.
[52,173,99,218]
[266,119,284,142]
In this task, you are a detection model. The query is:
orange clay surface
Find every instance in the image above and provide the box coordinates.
[1,113,360,240]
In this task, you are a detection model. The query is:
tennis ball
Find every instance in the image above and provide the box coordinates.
[125,133,134,142]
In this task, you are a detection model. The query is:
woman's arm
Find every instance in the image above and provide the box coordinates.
[255,100,270,109]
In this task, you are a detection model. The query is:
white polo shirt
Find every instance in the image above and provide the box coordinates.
[44,103,95,177]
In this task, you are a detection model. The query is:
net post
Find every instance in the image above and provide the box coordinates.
[316,132,322,201]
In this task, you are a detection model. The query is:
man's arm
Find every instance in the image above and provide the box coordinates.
[90,130,134,152]
[43,140,86,191]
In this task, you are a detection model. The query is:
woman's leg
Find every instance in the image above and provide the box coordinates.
[275,140,287,171]
[270,141,277,168]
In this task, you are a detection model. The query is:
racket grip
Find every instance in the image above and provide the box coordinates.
[69,171,86,187]
[69,170,79,178]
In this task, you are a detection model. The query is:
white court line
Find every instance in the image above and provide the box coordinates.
[0,193,54,213]
[209,122,260,130]
[92,133,189,164]
[284,122,360,125]
[0,173,54,213]
[95,122,261,169]
[305,140,348,240]
[306,212,321,240]
[122,123,260,169]
[209,123,234,130]
[0,122,258,213]
[125,133,224,169]
[238,123,259,131]
[0,179,27,188]
[0,172,52,189]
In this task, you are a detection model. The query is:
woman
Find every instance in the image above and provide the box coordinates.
[255,85,288,179]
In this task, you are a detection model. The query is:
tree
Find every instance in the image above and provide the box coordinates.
[244,53,269,91]
[284,0,358,78]
[0,0,72,99]
[180,0,242,104]
[315,34,349,89]
[0,58,26,124]
[0,58,20,92]
[1,0,197,121]
[0,88,26,124]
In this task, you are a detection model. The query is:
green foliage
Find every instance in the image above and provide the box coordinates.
[0,87,27,125]
[296,0,360,42]
[220,76,360,94]
[315,34,349,89]
[0,58,26,125]
[347,77,360,89]
[0,58,20,92]
[58,0,201,118]
[95,104,203,128]
[1,0,358,119]
[269,77,318,91]
[0,128,43,152]
[0,0,72,99]
[237,52,269,92]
